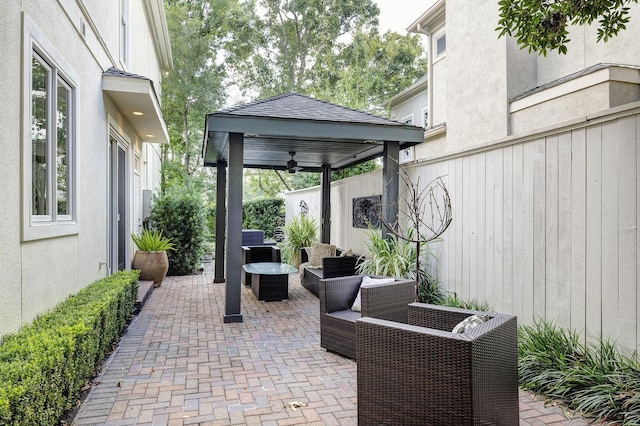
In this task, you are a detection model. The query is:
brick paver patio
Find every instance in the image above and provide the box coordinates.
[73,267,602,425]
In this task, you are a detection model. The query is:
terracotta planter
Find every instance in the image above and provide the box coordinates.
[132,250,169,287]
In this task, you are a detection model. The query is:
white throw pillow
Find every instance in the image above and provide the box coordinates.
[351,276,396,312]
[451,314,491,334]
[309,243,336,267]
[340,248,353,257]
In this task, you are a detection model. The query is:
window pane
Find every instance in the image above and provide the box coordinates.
[436,34,446,56]
[57,78,70,216]
[32,56,48,216]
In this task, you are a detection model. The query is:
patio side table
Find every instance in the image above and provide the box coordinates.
[242,262,297,301]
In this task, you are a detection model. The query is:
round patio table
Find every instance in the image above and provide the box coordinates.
[242,262,297,301]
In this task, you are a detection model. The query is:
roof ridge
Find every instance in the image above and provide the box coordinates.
[217,92,407,125]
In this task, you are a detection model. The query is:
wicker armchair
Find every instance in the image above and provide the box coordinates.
[241,245,281,286]
[356,303,518,425]
[319,275,416,359]
[300,247,361,296]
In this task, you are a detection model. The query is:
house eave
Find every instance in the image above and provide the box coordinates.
[407,0,446,34]
[143,0,173,71]
[102,74,170,144]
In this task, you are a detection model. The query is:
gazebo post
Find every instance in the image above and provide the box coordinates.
[382,141,400,240]
[320,164,331,243]
[214,161,226,283]
[224,132,244,323]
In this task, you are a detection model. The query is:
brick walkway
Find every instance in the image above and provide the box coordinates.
[73,268,602,425]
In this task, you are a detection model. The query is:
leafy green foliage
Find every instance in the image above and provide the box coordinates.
[242,198,285,241]
[497,0,639,55]
[440,294,492,311]
[309,29,427,115]
[0,271,138,425]
[244,169,290,198]
[131,229,176,252]
[161,0,240,190]
[279,215,319,266]
[518,320,640,424]
[146,185,206,275]
[229,0,380,97]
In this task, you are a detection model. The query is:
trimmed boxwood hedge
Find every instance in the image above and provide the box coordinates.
[0,271,139,425]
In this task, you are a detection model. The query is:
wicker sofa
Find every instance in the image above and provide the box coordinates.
[319,275,416,359]
[300,246,361,296]
[241,245,281,286]
[356,303,519,425]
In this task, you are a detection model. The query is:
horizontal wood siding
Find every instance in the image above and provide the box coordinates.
[285,109,640,351]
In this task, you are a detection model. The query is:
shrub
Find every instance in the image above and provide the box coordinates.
[242,198,285,241]
[518,320,640,424]
[146,185,206,275]
[0,271,139,425]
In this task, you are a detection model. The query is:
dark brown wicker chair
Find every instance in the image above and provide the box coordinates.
[241,245,281,286]
[300,247,361,296]
[319,275,416,359]
[356,303,518,425]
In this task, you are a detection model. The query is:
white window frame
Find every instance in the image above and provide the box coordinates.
[433,26,446,63]
[421,106,429,128]
[120,0,130,67]
[23,14,79,241]
[401,113,414,125]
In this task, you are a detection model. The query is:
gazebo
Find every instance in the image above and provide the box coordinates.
[201,93,423,323]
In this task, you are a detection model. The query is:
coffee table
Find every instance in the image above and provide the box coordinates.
[242,262,298,301]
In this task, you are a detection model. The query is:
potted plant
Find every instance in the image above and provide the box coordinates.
[279,214,318,267]
[131,229,175,287]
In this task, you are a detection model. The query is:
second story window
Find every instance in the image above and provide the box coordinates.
[401,113,414,125]
[433,27,446,61]
[120,0,129,67]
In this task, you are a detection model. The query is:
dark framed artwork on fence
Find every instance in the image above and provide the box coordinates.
[352,195,381,229]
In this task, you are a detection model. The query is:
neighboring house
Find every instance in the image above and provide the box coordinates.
[287,1,640,350]
[0,1,172,337]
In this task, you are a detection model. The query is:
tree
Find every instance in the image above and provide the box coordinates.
[161,0,241,191]
[309,29,427,115]
[228,0,380,98]
[497,0,639,55]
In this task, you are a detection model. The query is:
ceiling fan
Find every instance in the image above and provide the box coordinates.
[287,151,304,173]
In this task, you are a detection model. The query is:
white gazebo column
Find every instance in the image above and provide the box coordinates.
[320,164,331,243]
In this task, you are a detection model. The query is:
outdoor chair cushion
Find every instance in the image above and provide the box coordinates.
[351,276,396,312]
[308,243,336,267]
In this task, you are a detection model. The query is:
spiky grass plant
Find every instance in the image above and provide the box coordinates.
[518,320,640,424]
[358,230,443,304]
[441,294,491,311]
[279,215,318,266]
[131,229,175,252]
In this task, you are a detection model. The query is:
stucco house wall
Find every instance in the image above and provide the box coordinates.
[0,0,170,337]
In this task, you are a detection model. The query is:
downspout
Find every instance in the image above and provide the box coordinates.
[416,24,433,129]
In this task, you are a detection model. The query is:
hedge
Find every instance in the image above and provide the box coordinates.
[0,271,139,425]
[242,198,285,241]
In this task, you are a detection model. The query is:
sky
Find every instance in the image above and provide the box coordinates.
[375,0,428,34]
